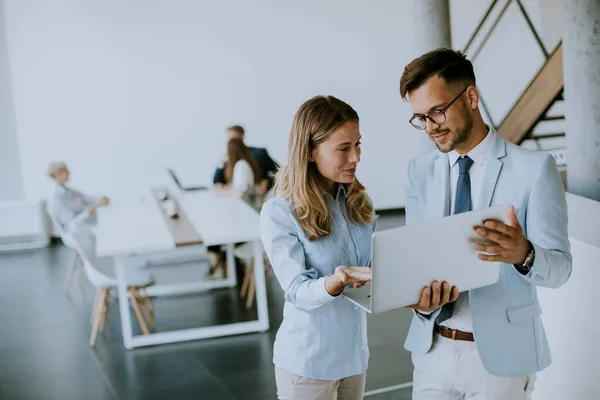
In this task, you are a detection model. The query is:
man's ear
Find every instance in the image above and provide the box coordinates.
[466,86,479,110]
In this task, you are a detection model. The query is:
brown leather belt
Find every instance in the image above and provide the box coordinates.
[434,324,475,342]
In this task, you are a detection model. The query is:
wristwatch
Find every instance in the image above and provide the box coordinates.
[515,241,535,275]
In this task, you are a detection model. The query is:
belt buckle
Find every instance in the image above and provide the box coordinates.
[438,325,458,340]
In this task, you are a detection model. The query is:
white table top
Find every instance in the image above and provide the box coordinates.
[95,190,260,257]
[95,199,175,257]
[179,190,260,247]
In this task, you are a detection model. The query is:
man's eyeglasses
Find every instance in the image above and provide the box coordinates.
[409,87,468,130]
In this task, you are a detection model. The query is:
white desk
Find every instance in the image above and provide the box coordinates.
[179,191,262,246]
[95,201,175,256]
[95,190,269,349]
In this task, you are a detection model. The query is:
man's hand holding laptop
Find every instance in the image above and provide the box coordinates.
[405,205,529,313]
[408,281,459,313]
[473,205,531,265]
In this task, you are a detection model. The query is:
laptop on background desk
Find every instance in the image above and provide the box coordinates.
[343,205,508,314]
[167,168,208,192]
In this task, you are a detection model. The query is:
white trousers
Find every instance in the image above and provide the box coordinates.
[412,334,536,400]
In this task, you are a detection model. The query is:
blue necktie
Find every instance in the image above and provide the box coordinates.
[437,156,474,323]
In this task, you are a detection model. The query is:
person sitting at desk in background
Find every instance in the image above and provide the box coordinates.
[206,138,263,279]
[47,161,109,233]
[260,95,375,400]
[213,125,279,196]
[221,138,262,202]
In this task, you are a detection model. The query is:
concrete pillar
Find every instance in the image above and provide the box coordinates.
[563,0,600,201]
[410,0,452,154]
[0,0,24,201]
[410,0,451,54]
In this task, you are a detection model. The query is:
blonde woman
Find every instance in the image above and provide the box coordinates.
[260,96,376,400]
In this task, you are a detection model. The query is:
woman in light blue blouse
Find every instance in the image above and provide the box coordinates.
[260,96,376,400]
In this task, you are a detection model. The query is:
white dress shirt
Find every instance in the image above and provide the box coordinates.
[232,160,265,209]
[441,128,495,333]
[232,160,255,192]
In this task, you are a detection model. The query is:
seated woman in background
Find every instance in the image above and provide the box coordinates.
[260,95,375,400]
[47,161,110,233]
[206,138,262,279]
[222,138,262,205]
[212,125,279,196]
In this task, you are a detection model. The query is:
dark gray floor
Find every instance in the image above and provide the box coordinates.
[367,388,412,400]
[0,210,413,400]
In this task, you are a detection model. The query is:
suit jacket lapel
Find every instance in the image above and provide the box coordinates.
[477,132,506,208]
[433,152,450,218]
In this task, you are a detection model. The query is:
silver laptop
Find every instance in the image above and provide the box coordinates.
[343,205,507,314]
[167,168,207,191]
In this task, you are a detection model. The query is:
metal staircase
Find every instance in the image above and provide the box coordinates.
[460,0,566,181]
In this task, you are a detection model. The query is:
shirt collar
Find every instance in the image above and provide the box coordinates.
[323,183,347,202]
[448,127,495,168]
[54,182,67,194]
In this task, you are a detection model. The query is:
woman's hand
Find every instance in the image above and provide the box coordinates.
[335,266,372,288]
[325,266,372,296]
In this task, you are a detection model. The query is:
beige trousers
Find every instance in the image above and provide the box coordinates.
[275,366,365,400]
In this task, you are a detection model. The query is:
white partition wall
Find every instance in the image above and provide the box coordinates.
[534,194,600,399]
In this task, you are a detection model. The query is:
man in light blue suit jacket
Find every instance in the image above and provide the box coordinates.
[399,49,572,399]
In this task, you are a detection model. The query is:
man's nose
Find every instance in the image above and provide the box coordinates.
[424,118,438,134]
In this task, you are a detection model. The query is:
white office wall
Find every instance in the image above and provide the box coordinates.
[3,0,547,210]
[539,0,565,51]
[0,0,23,201]
[3,0,419,209]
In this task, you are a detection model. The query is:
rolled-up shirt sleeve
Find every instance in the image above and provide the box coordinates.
[260,198,336,312]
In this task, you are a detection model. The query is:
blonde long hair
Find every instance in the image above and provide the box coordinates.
[273,95,373,241]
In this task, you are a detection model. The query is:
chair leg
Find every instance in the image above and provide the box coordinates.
[90,288,108,346]
[78,257,86,284]
[90,287,102,325]
[64,251,78,293]
[136,290,155,328]
[99,288,110,331]
[240,260,253,298]
[142,288,152,311]
[245,261,256,309]
[129,288,149,335]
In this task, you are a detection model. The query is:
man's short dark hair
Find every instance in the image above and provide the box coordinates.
[400,48,476,100]
[227,125,245,136]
